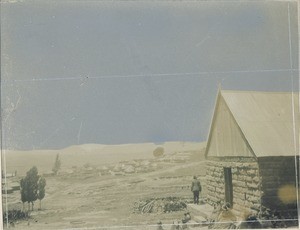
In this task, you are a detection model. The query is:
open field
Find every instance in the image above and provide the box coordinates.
[2,142,207,229]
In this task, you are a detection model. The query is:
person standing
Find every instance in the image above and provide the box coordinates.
[191,176,201,204]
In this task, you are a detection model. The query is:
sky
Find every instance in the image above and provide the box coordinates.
[1,1,299,150]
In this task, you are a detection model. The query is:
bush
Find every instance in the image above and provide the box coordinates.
[3,209,29,223]
[153,147,164,157]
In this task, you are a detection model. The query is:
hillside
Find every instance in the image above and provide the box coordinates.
[2,141,207,229]
[3,142,205,176]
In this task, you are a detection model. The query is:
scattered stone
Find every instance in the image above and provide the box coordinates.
[134,197,188,214]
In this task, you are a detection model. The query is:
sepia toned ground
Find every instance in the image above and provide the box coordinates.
[2,142,208,229]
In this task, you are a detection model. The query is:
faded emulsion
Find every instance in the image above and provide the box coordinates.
[1,1,299,229]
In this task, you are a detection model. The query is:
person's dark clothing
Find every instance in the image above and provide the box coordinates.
[191,178,201,204]
[193,191,200,204]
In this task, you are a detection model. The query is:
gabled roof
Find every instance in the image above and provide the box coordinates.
[206,90,299,158]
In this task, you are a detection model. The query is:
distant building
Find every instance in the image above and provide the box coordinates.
[205,90,299,219]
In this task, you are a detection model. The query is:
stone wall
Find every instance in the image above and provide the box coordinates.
[205,157,261,219]
[258,156,299,216]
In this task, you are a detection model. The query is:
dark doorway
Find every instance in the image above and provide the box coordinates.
[224,167,233,207]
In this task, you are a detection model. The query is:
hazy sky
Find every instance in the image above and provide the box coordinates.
[1,1,298,150]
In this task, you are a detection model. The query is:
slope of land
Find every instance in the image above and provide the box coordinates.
[2,142,207,229]
[3,142,204,176]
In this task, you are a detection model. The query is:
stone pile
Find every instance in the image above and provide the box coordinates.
[133,197,188,214]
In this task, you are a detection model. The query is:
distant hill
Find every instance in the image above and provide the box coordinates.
[3,142,206,176]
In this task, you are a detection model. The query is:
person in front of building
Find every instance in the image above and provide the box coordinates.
[191,176,201,204]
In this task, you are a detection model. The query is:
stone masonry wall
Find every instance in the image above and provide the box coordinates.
[205,157,261,219]
[258,156,299,216]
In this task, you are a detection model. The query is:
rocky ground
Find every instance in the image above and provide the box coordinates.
[2,144,207,229]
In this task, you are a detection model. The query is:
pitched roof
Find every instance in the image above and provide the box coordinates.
[218,90,299,157]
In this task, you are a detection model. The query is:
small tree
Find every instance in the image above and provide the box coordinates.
[37,177,46,210]
[26,166,39,211]
[20,178,28,211]
[52,153,61,175]
[20,166,40,211]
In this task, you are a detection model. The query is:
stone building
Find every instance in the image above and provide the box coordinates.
[205,90,299,219]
